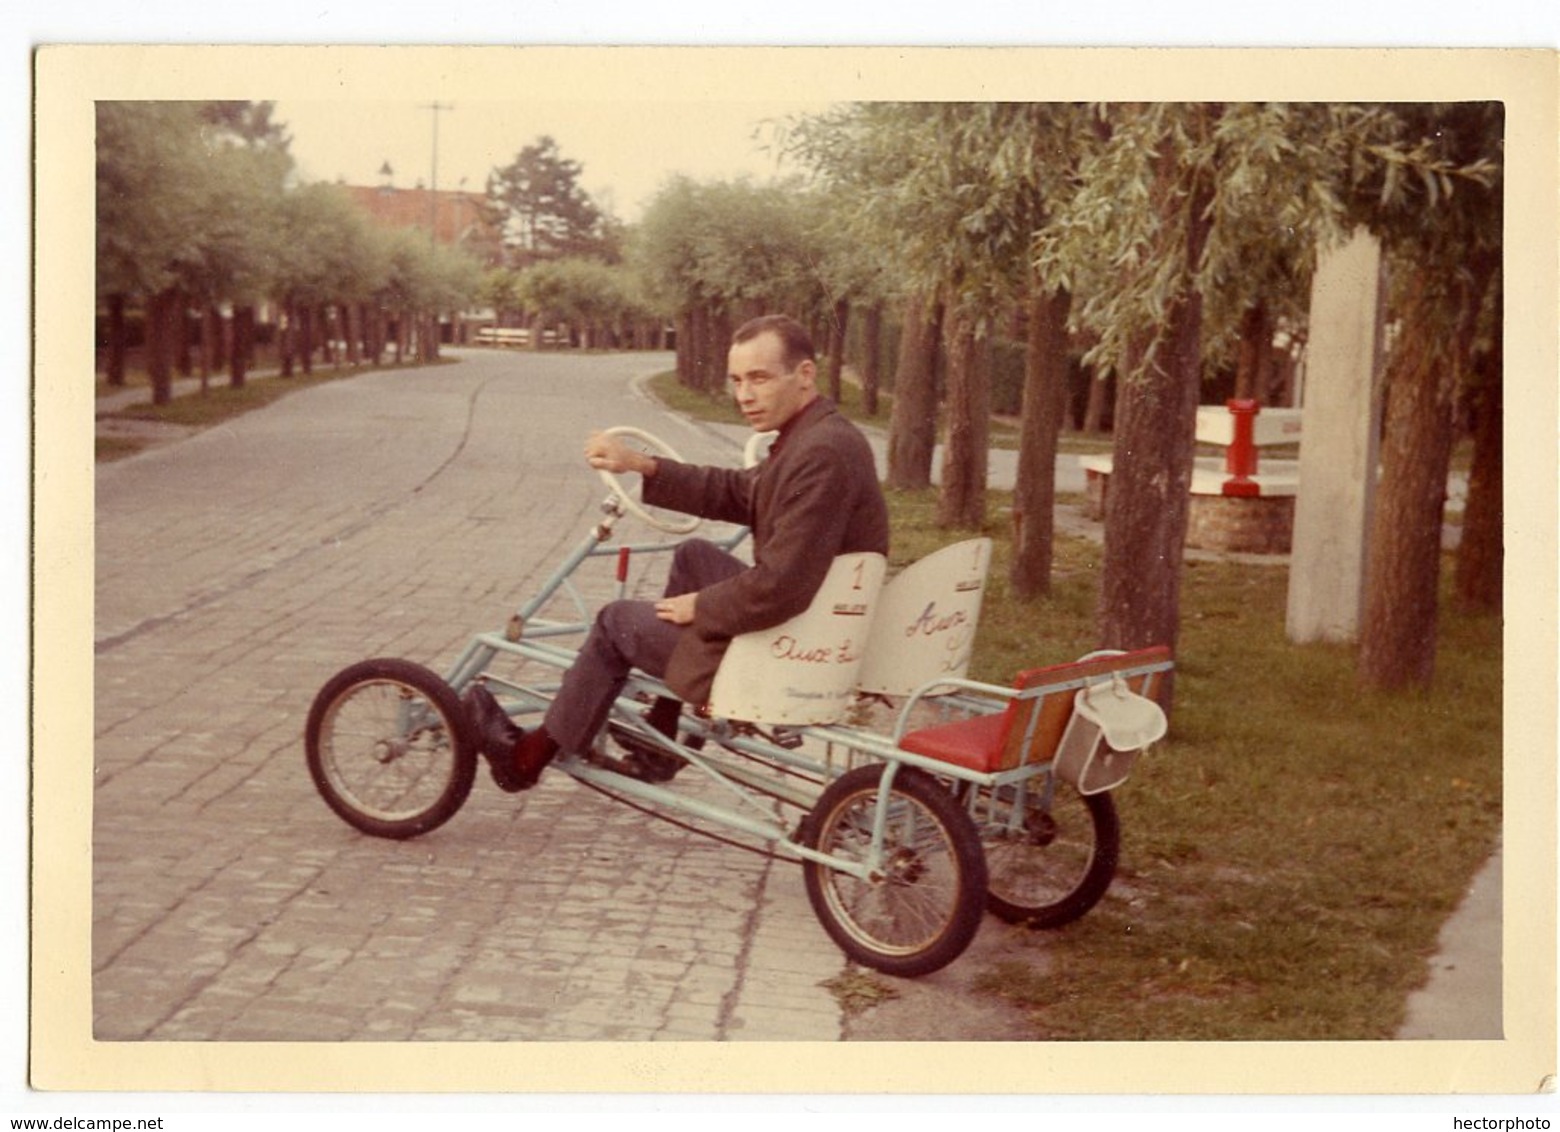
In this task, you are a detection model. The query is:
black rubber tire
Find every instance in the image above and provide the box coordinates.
[972,780,1120,928]
[801,764,987,978]
[305,658,476,840]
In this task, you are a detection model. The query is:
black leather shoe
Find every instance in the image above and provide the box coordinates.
[621,747,685,783]
[462,685,529,793]
[607,721,687,783]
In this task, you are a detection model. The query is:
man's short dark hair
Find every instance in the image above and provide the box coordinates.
[732,314,816,372]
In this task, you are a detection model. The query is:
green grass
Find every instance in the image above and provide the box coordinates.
[882,487,1502,1040]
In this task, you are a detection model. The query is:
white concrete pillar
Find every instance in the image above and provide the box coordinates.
[1286,229,1386,644]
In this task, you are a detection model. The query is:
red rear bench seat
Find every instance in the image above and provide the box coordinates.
[897,646,1172,775]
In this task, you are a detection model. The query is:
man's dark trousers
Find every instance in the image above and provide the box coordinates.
[543,539,743,755]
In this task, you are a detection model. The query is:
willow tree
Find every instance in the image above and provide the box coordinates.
[632,175,820,394]
[796,185,898,411]
[183,128,291,388]
[516,257,642,348]
[631,176,707,388]
[971,103,1097,597]
[96,102,222,401]
[1345,103,1503,688]
[273,184,386,373]
[782,104,948,490]
[1075,105,1224,669]
[96,101,294,398]
[1043,104,1358,691]
[785,103,1056,526]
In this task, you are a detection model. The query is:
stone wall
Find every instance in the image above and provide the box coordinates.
[1187,495,1294,555]
[1085,469,1294,555]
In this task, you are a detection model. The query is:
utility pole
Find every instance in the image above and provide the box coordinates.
[422,102,453,243]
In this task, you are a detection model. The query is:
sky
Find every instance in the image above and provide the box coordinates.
[272,97,835,222]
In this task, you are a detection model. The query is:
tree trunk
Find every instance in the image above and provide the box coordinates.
[1358,279,1457,689]
[144,287,178,406]
[690,309,710,387]
[197,303,213,394]
[299,305,316,375]
[826,297,849,404]
[1455,298,1502,613]
[1097,154,1215,704]
[361,307,375,366]
[707,306,734,396]
[1010,284,1073,599]
[1097,321,1202,682]
[104,293,128,387]
[368,307,385,366]
[322,305,339,367]
[675,310,695,386]
[231,305,253,388]
[279,303,296,377]
[342,303,360,367]
[886,291,942,490]
[1082,370,1111,433]
[174,290,193,379]
[208,303,228,371]
[861,301,884,417]
[1234,302,1273,404]
[936,307,989,529]
[419,313,434,363]
[1360,249,1497,687]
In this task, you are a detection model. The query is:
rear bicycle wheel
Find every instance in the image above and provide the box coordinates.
[801,764,987,977]
[970,778,1120,927]
[304,658,476,839]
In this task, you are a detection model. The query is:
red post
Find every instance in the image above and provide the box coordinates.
[1223,398,1261,497]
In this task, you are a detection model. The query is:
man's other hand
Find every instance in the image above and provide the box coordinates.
[654,593,697,625]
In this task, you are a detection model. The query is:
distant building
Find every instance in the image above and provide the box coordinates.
[336,167,504,267]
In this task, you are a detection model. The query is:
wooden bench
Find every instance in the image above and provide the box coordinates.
[474,327,531,348]
[896,646,1172,791]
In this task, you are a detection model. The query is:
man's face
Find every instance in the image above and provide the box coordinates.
[727,331,817,433]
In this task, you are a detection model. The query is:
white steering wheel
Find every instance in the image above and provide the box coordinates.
[742,430,779,470]
[596,426,701,534]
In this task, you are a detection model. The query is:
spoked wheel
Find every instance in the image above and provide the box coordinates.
[801,764,987,977]
[305,658,476,840]
[967,777,1120,928]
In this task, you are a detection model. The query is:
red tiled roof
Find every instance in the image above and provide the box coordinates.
[336,183,500,253]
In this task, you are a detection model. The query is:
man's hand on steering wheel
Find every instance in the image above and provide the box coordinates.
[586,426,699,534]
[585,431,657,478]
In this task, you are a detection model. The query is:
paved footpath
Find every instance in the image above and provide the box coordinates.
[93,349,847,1049]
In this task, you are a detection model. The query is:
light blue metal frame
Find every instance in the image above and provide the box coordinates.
[437,492,1173,879]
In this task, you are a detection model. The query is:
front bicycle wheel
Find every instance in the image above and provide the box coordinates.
[970,778,1120,928]
[801,765,987,978]
[304,658,476,840]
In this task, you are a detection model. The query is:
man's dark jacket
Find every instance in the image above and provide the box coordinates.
[643,397,889,706]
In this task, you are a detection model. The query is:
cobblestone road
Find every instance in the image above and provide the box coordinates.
[92,349,850,1048]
